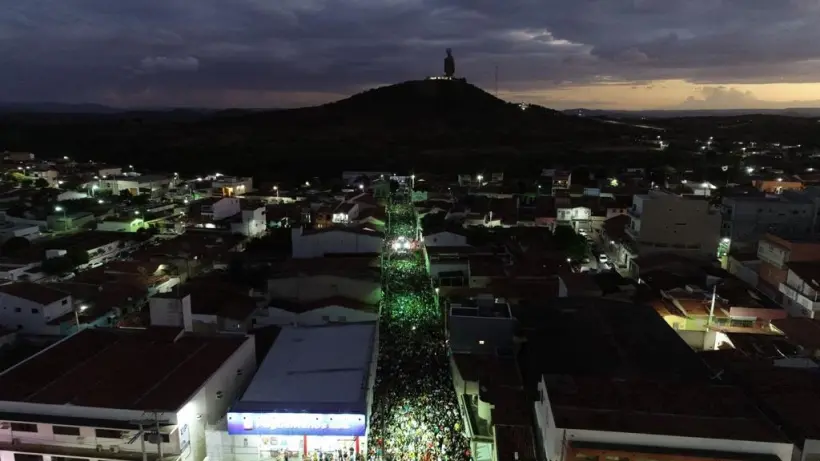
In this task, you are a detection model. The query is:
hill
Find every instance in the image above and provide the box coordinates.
[0,79,642,177]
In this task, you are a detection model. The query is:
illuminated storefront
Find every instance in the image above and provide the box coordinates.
[227,412,367,460]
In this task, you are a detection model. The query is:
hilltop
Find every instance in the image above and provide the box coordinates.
[0,79,642,177]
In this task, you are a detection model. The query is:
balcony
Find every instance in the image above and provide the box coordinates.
[625,226,640,240]
[0,440,177,461]
[779,282,820,313]
[627,207,642,219]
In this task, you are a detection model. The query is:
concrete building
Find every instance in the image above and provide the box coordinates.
[758,233,820,300]
[290,228,383,259]
[258,297,378,327]
[0,327,255,461]
[149,280,260,334]
[208,323,377,461]
[517,298,793,461]
[0,282,72,335]
[212,177,252,197]
[721,193,820,251]
[267,257,382,306]
[26,167,59,187]
[424,230,469,247]
[447,295,515,354]
[778,262,820,318]
[622,191,721,273]
[5,152,34,162]
[230,207,266,238]
[0,221,40,242]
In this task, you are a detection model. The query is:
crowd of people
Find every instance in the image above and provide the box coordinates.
[369,194,471,461]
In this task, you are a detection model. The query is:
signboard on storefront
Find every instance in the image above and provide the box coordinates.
[226,412,367,436]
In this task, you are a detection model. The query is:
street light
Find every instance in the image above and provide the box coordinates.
[134,211,140,215]
[273,185,279,199]
[74,304,88,331]
[97,199,104,205]
[54,206,66,218]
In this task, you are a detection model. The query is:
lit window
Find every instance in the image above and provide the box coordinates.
[478,340,485,345]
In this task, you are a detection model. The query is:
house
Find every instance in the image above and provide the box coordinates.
[26,167,59,186]
[758,233,820,301]
[721,191,820,252]
[424,230,469,247]
[0,327,255,461]
[0,282,72,335]
[290,227,383,258]
[212,176,252,197]
[258,296,379,326]
[778,261,820,318]
[619,190,722,275]
[149,279,260,333]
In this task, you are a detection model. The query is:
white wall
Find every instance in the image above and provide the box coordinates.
[211,199,241,221]
[0,294,72,335]
[256,305,378,327]
[177,336,256,461]
[149,295,190,328]
[291,229,382,258]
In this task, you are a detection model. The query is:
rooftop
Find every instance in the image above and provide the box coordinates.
[517,298,710,382]
[0,281,70,305]
[233,323,376,415]
[545,375,788,443]
[772,317,820,349]
[269,296,378,314]
[0,327,247,411]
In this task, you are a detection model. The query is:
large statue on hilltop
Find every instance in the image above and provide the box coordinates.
[444,48,455,78]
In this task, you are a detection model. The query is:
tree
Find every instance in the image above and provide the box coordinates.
[1,237,30,257]
[41,256,75,275]
[553,225,588,261]
[20,179,33,188]
[34,178,50,188]
[65,247,90,267]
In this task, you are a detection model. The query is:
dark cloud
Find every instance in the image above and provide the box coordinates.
[2,0,820,108]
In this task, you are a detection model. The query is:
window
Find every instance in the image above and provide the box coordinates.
[95,429,124,439]
[321,315,330,322]
[31,308,39,314]
[11,422,38,432]
[338,316,347,322]
[14,455,43,461]
[53,457,89,461]
[61,299,68,305]
[53,425,81,436]
[143,432,171,443]
[14,308,20,313]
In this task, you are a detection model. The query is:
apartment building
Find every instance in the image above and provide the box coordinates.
[757,233,820,301]
[721,192,820,251]
[620,191,721,273]
[0,327,255,461]
[778,262,820,318]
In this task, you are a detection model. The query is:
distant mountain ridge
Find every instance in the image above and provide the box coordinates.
[564,107,820,118]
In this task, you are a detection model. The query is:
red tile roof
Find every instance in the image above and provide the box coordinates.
[772,317,820,349]
[546,376,788,442]
[0,327,247,411]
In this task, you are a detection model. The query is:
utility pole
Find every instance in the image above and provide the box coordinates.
[707,284,717,327]
[129,411,169,461]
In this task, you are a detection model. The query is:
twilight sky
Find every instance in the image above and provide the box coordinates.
[4,0,820,110]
